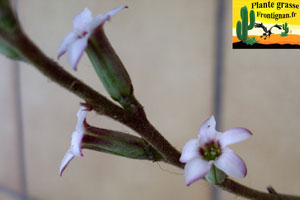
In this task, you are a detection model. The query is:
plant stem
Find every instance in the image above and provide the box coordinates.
[218,178,300,200]
[4,28,183,168]
[2,25,300,200]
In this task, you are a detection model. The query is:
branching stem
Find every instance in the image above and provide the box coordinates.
[2,24,300,200]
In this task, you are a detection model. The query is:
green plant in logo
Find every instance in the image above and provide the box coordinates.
[280,22,289,37]
[236,6,255,44]
[245,37,258,45]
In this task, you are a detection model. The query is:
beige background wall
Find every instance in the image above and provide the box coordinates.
[0,0,299,199]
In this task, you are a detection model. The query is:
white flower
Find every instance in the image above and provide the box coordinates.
[59,106,89,176]
[180,116,252,186]
[57,6,127,70]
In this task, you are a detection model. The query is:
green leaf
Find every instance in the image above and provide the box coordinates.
[0,0,24,61]
[0,0,19,36]
[0,38,23,60]
[205,165,226,184]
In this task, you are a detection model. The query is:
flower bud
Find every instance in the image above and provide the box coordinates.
[82,120,163,161]
[86,28,133,104]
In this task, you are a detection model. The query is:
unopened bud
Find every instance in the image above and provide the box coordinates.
[82,120,163,161]
[86,29,133,103]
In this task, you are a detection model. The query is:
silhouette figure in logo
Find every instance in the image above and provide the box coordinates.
[254,23,282,39]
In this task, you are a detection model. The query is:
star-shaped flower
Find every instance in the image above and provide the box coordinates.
[59,106,89,176]
[57,6,127,70]
[180,116,252,186]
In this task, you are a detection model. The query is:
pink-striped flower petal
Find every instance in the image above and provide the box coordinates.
[59,150,75,176]
[219,128,252,148]
[180,139,199,163]
[184,158,212,186]
[198,116,217,145]
[214,148,247,178]
[57,32,77,59]
[67,37,88,70]
[73,8,93,34]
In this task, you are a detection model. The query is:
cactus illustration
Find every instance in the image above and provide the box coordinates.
[236,6,255,42]
[280,22,289,37]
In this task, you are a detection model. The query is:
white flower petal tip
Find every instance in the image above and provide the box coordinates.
[58,6,126,69]
[184,159,212,186]
[59,151,75,176]
[219,128,252,148]
[179,139,199,163]
[90,5,128,30]
[181,117,251,185]
[59,105,90,176]
[214,149,247,178]
[198,116,217,145]
[199,116,216,134]
[76,106,88,132]
[57,32,77,60]
[70,131,84,157]
[67,37,87,71]
[106,5,128,19]
[73,8,93,32]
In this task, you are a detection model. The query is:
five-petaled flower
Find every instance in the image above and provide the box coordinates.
[180,116,252,186]
[57,6,127,70]
[59,106,90,176]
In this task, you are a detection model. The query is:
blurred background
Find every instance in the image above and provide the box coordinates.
[1,0,300,199]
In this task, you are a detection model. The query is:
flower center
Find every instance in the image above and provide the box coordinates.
[77,31,88,39]
[199,141,222,161]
